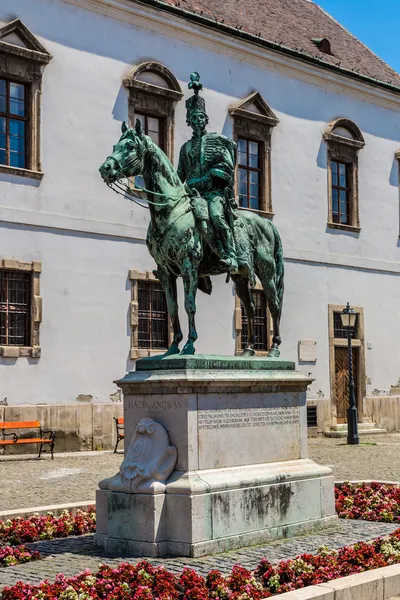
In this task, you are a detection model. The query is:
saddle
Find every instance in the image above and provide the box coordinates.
[187,187,255,286]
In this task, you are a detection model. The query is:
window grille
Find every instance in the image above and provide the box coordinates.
[333,312,358,339]
[241,289,268,351]
[0,270,31,346]
[238,138,262,210]
[0,78,28,169]
[307,406,318,428]
[331,161,351,225]
[137,280,168,350]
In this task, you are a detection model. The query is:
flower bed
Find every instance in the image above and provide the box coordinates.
[2,528,400,599]
[0,508,96,546]
[335,482,400,523]
[0,545,40,568]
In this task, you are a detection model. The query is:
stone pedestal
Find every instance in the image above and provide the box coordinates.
[95,355,336,557]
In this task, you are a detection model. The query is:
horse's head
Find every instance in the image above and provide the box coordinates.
[99,120,145,184]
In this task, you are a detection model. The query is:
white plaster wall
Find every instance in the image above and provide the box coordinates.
[0,0,399,404]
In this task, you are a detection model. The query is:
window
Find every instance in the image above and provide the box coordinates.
[331,161,352,224]
[234,285,271,355]
[0,260,42,358]
[324,118,365,232]
[238,138,262,210]
[129,270,173,359]
[0,19,51,178]
[123,62,183,163]
[136,113,164,150]
[0,270,31,345]
[134,113,164,189]
[307,405,318,428]
[0,79,28,169]
[229,92,278,216]
[137,280,169,350]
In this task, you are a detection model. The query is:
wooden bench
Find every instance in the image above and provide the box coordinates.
[0,421,55,459]
[114,417,124,453]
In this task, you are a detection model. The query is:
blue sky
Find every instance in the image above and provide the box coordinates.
[316,0,400,74]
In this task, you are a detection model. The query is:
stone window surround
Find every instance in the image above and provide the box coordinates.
[328,304,366,425]
[324,118,365,234]
[0,259,42,358]
[129,269,173,360]
[0,19,52,180]
[234,281,272,356]
[229,92,279,218]
[123,61,183,163]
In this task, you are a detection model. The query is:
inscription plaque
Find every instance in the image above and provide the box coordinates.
[198,407,299,430]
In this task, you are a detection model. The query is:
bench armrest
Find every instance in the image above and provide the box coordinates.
[2,431,18,442]
[40,429,56,442]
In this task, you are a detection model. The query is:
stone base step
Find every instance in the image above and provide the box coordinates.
[330,422,377,431]
[325,425,387,438]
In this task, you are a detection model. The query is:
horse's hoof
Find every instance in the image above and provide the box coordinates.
[161,344,181,358]
[268,347,280,358]
[242,347,255,357]
[180,341,196,355]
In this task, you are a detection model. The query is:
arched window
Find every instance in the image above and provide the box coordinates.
[123,62,183,162]
[324,118,365,231]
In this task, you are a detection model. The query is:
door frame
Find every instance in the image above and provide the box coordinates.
[328,304,366,425]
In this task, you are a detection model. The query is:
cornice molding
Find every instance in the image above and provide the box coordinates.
[62,0,400,112]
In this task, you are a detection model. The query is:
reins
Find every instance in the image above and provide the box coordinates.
[107,179,189,209]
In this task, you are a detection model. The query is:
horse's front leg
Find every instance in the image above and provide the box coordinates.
[180,260,198,355]
[156,267,183,356]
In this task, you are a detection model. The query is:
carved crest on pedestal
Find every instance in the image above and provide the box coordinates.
[99,418,177,494]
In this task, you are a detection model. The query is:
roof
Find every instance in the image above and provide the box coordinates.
[136,0,400,92]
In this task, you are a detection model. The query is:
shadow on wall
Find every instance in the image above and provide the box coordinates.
[389,155,399,187]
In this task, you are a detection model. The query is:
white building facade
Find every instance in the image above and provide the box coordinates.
[0,0,399,442]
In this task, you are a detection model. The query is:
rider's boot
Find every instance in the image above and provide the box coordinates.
[219,228,239,274]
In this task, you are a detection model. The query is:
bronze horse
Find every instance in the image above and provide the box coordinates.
[99,120,284,357]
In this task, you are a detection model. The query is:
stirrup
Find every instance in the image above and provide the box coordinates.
[220,256,239,274]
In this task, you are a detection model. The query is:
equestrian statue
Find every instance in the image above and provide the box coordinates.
[99,73,284,357]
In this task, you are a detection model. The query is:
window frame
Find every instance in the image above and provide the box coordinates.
[0,259,42,358]
[330,160,353,225]
[0,19,52,180]
[0,77,30,169]
[123,62,183,164]
[237,137,263,211]
[229,92,278,218]
[129,270,173,360]
[234,282,272,356]
[324,118,365,233]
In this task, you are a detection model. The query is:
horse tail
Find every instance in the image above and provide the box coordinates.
[269,221,284,311]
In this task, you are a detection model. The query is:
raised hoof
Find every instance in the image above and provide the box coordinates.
[180,341,196,355]
[268,347,280,358]
[242,347,255,357]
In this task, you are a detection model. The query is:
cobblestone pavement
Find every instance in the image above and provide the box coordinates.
[1,435,399,512]
[0,452,122,511]
[0,520,399,588]
[308,434,400,482]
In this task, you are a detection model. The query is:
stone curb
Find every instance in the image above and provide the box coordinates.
[0,501,94,520]
[0,450,115,460]
[269,564,400,599]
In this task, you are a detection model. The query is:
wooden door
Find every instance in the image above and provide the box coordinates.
[334,346,359,422]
